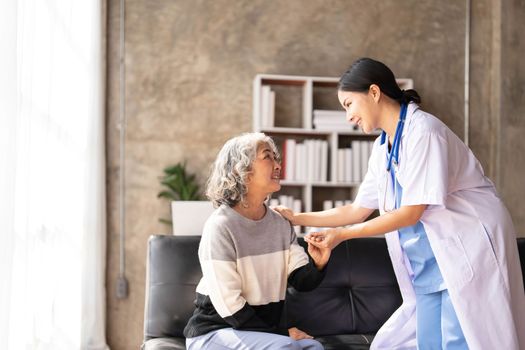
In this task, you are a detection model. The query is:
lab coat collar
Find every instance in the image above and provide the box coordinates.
[379,102,419,146]
[401,102,419,140]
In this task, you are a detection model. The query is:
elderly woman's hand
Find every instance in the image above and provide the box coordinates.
[272,205,297,225]
[288,327,313,340]
[305,235,332,270]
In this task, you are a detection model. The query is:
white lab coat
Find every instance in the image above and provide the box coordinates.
[354,103,525,350]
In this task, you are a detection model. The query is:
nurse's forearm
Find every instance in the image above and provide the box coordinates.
[341,205,427,239]
[293,204,374,227]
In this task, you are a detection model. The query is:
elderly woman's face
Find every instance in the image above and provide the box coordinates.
[247,143,281,195]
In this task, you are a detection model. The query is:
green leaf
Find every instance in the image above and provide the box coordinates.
[157,190,177,200]
[158,161,201,202]
[158,218,173,226]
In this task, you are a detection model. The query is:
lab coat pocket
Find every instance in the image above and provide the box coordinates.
[436,235,473,289]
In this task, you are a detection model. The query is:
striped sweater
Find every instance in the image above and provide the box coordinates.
[183,204,325,338]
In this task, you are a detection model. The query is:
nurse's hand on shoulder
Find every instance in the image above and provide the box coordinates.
[288,327,313,340]
[273,205,297,225]
[306,228,345,250]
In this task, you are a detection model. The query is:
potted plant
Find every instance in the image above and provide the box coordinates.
[157,162,214,235]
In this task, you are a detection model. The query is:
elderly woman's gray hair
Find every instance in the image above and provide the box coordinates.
[206,132,279,208]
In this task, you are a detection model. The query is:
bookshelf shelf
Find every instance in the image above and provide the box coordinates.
[253,73,412,232]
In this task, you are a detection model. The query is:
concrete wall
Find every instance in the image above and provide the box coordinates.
[105,1,525,348]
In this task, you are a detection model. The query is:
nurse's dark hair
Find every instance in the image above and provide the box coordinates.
[338,57,421,105]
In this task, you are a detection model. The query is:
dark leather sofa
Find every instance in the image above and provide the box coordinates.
[142,235,525,350]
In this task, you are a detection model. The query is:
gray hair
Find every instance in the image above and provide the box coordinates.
[206,132,279,208]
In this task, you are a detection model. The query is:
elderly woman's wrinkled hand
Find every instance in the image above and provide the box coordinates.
[288,327,313,340]
[305,236,332,270]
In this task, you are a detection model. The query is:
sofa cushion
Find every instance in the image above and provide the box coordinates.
[142,337,185,350]
[284,238,402,336]
[316,334,374,350]
[518,238,525,287]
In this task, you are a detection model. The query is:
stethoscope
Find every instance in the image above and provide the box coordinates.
[381,103,408,212]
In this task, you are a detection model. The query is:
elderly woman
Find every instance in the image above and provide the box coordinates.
[183,133,330,350]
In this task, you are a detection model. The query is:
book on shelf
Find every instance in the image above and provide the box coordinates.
[261,85,275,128]
[282,139,295,181]
[334,140,374,183]
[313,109,357,131]
[344,148,353,183]
[323,199,353,210]
[337,149,345,182]
[351,140,361,182]
[281,138,328,182]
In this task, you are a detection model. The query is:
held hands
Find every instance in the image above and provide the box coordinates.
[288,326,314,340]
[305,236,331,270]
[305,227,346,250]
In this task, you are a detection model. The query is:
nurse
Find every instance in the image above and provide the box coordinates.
[275,58,525,349]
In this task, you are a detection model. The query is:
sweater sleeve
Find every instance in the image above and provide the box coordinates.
[286,226,326,292]
[199,221,275,331]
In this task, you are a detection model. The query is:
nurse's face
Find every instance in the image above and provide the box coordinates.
[338,88,379,134]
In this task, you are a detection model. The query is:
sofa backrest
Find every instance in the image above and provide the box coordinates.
[144,235,202,340]
[519,238,525,286]
[285,238,402,336]
[143,235,525,341]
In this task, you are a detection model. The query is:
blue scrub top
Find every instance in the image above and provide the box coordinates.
[390,163,446,295]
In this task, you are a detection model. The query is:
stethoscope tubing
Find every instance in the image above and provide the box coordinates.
[383,103,408,172]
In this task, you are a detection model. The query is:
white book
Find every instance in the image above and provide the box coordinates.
[344,148,353,183]
[323,200,333,210]
[307,140,315,182]
[300,144,308,182]
[306,140,315,182]
[268,90,275,128]
[314,121,353,126]
[313,117,345,123]
[284,139,296,181]
[288,195,296,209]
[312,140,318,182]
[315,116,346,120]
[295,144,304,181]
[316,140,323,182]
[278,195,287,207]
[269,199,279,207]
[320,141,328,182]
[315,124,356,131]
[293,199,302,213]
[261,85,271,127]
[334,200,344,208]
[344,200,353,206]
[337,148,345,182]
[360,140,369,181]
[313,109,346,117]
[351,141,361,182]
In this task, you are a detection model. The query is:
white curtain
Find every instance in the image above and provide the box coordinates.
[0,1,109,349]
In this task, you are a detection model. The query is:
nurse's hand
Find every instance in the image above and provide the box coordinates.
[288,327,313,340]
[305,228,346,250]
[272,205,297,225]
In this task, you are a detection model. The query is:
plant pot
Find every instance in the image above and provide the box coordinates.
[171,201,215,235]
